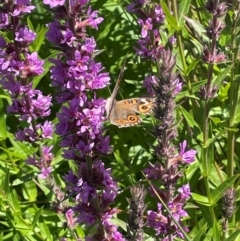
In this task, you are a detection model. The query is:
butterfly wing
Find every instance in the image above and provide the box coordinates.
[116,98,155,114]
[109,103,141,128]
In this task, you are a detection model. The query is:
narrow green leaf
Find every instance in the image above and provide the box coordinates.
[23,180,37,201]
[191,193,210,206]
[226,230,240,241]
[213,65,233,86]
[0,99,7,139]
[189,218,207,241]
[8,133,36,156]
[3,168,10,196]
[0,93,11,101]
[19,234,36,241]
[26,17,34,32]
[178,0,191,28]
[12,174,35,186]
[210,175,239,205]
[205,128,228,147]
[186,60,200,76]
[184,16,208,39]
[31,27,48,52]
[212,219,220,241]
[32,207,43,228]
[218,82,230,102]
[179,106,201,129]
[7,190,21,214]
[198,205,214,224]
[38,219,52,241]
[160,0,178,30]
[233,101,240,124]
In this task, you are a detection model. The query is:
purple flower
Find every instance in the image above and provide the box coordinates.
[138,18,153,38]
[60,29,76,47]
[12,0,35,16]
[87,7,104,30]
[154,5,165,23]
[143,75,158,95]
[178,184,191,200]
[42,145,54,162]
[81,37,97,53]
[173,78,183,94]
[169,36,177,45]
[16,127,36,142]
[38,167,53,179]
[46,22,63,45]
[179,140,197,163]
[0,37,6,47]
[65,209,77,229]
[15,27,36,44]
[168,202,188,221]
[0,75,21,95]
[76,182,97,203]
[0,13,9,29]
[43,0,65,8]
[67,50,89,73]
[41,121,54,139]
[22,52,44,77]
[147,203,167,235]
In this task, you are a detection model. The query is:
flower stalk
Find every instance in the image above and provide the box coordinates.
[127,1,197,240]
[43,0,124,239]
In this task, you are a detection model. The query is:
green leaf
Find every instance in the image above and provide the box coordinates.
[233,101,240,125]
[186,60,200,76]
[179,106,201,129]
[184,16,208,40]
[12,174,35,186]
[0,99,7,139]
[191,193,210,206]
[210,175,239,205]
[212,219,220,241]
[23,180,37,201]
[38,219,53,241]
[2,168,10,196]
[226,230,240,241]
[189,218,208,241]
[7,190,21,214]
[213,65,233,86]
[160,0,178,30]
[32,207,43,228]
[218,82,230,102]
[8,133,36,156]
[178,0,191,28]
[31,27,48,53]
[176,80,207,101]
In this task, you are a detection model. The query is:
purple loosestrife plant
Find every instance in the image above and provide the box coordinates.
[0,1,54,179]
[127,1,197,240]
[44,0,125,240]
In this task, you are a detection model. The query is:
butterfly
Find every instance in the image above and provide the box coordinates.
[105,58,155,128]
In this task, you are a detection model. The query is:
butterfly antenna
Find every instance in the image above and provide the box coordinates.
[111,54,128,99]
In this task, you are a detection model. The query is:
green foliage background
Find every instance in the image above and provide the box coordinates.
[1,0,240,240]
